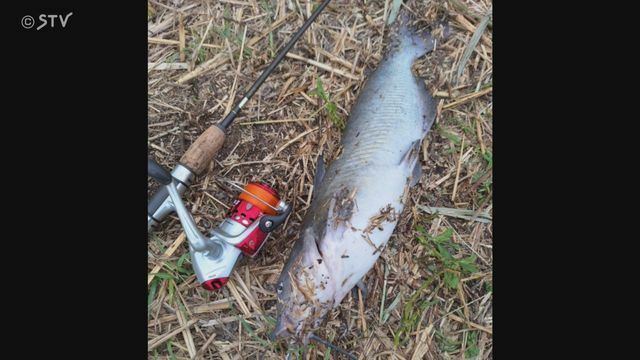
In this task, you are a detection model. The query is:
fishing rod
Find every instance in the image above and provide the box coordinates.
[148,0,332,230]
[219,0,332,130]
[148,0,332,291]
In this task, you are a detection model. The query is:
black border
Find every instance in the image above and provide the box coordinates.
[5,0,625,357]
[7,1,147,355]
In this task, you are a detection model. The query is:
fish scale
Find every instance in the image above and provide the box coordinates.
[327,95,421,184]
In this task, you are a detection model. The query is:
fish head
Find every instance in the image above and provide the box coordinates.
[271,227,335,342]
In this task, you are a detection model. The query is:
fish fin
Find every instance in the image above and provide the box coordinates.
[326,197,337,228]
[350,278,368,302]
[392,12,435,61]
[399,140,421,166]
[421,85,437,135]
[399,140,422,186]
[411,161,422,187]
[302,227,322,261]
[312,155,326,201]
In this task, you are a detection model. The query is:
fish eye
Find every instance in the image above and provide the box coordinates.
[277,283,283,293]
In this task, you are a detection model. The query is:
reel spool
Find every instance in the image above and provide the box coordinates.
[196,181,290,290]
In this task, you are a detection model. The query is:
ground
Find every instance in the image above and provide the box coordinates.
[148,0,492,359]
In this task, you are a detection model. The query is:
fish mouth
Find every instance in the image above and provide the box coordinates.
[271,311,317,344]
[270,313,296,340]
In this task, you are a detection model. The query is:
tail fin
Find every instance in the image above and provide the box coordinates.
[392,12,434,61]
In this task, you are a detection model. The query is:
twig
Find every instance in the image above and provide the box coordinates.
[190,18,214,70]
[148,62,189,71]
[179,14,186,62]
[417,205,491,223]
[238,118,312,125]
[192,332,217,360]
[286,53,361,80]
[225,26,248,116]
[148,232,187,285]
[448,314,493,335]
[148,319,198,351]
[451,137,465,202]
[177,53,229,84]
[444,87,492,109]
[268,127,319,159]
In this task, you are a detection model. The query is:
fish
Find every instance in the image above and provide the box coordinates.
[272,14,437,343]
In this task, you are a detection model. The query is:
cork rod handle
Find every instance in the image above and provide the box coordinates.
[179,125,226,175]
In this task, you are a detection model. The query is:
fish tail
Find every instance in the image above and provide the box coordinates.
[393,12,435,61]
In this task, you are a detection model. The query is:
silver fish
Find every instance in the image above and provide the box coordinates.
[273,17,436,342]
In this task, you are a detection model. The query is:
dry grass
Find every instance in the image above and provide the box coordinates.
[148,0,492,359]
